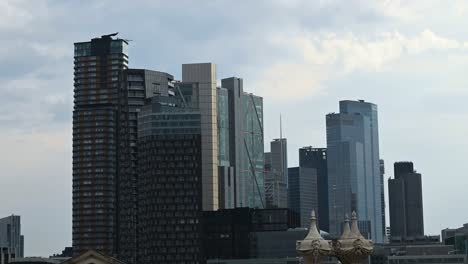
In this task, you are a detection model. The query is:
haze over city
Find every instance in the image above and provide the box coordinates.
[1,0,468,258]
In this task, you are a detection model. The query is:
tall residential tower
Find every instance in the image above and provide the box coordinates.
[73,34,129,257]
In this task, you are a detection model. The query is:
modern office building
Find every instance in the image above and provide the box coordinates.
[217,87,235,209]
[220,78,265,209]
[202,207,299,260]
[0,215,24,258]
[264,139,288,208]
[326,100,383,242]
[183,63,219,212]
[242,92,265,208]
[264,152,287,209]
[271,139,288,186]
[380,159,386,240]
[73,34,129,258]
[118,69,174,263]
[137,63,219,264]
[137,94,204,264]
[1,247,16,264]
[287,167,318,228]
[299,147,329,232]
[442,223,468,255]
[388,162,424,240]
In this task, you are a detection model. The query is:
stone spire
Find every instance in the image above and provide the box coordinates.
[296,210,332,264]
[350,211,365,239]
[340,214,351,239]
[333,211,374,264]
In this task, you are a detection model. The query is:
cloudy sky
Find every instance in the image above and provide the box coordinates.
[1,0,468,256]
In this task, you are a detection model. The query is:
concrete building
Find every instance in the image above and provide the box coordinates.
[0,215,23,258]
[326,100,383,242]
[388,162,424,241]
[299,147,329,232]
[287,167,318,228]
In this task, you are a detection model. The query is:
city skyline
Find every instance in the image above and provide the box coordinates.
[2,0,468,257]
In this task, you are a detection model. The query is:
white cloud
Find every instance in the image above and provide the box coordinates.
[255,29,467,101]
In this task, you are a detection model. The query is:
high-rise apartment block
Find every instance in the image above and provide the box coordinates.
[388,161,424,240]
[0,215,24,258]
[299,147,329,232]
[287,167,318,227]
[326,100,383,242]
[73,34,130,258]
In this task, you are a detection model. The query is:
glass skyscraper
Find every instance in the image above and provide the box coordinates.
[242,92,265,208]
[299,147,329,232]
[220,78,264,209]
[0,215,24,258]
[326,100,383,242]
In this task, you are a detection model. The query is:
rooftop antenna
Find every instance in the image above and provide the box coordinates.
[280,114,283,141]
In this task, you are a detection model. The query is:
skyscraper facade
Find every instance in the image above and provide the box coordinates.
[388,161,424,240]
[271,139,288,186]
[242,92,265,208]
[182,63,219,211]
[299,147,329,232]
[287,167,318,227]
[380,159,386,239]
[0,215,24,258]
[326,100,383,242]
[264,152,287,208]
[217,87,235,209]
[221,78,264,208]
[73,34,129,257]
[118,69,174,263]
[264,139,288,208]
[137,93,204,264]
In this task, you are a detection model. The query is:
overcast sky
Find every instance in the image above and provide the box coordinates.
[1,0,468,257]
